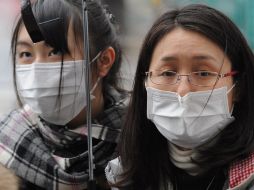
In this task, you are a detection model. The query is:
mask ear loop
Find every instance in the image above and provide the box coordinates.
[227,83,236,94]
[72,52,101,98]
[89,51,102,96]
[227,83,236,115]
[90,77,101,95]
[89,51,102,65]
[230,104,235,115]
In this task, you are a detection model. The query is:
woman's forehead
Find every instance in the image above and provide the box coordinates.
[154,28,222,56]
[149,28,231,71]
[152,29,223,57]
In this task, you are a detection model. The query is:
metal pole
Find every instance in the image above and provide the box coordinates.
[21,0,96,188]
[82,1,96,189]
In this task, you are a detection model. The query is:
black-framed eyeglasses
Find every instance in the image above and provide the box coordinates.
[145,70,238,87]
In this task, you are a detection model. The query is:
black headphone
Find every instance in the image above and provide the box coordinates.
[20,0,45,43]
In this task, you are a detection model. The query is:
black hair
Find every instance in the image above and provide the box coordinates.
[11,0,122,106]
[117,4,254,190]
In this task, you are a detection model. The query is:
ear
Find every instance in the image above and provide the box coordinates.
[96,47,115,77]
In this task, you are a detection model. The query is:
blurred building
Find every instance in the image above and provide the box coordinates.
[102,0,125,33]
[161,0,254,49]
[0,0,19,115]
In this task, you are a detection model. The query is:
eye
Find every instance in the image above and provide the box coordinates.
[48,49,63,57]
[18,51,32,58]
[16,51,33,64]
[193,71,217,77]
[159,70,176,77]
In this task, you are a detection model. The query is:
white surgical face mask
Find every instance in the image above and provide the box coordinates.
[16,60,100,125]
[146,86,235,149]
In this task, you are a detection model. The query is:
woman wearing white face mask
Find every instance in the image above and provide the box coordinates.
[0,0,128,190]
[106,4,254,190]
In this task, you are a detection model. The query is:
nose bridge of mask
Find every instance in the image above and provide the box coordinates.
[17,56,102,99]
[16,60,86,90]
[146,87,186,118]
[150,86,230,118]
[177,95,184,105]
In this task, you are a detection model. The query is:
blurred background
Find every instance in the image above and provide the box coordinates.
[0,0,254,115]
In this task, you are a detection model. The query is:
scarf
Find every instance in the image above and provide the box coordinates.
[169,143,201,176]
[0,86,127,190]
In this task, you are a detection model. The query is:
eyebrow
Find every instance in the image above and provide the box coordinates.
[161,56,178,62]
[192,55,218,62]
[16,40,53,50]
[160,55,218,62]
[16,41,33,48]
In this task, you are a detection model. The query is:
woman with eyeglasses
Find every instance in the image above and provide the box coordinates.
[105,4,254,190]
[0,0,128,189]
